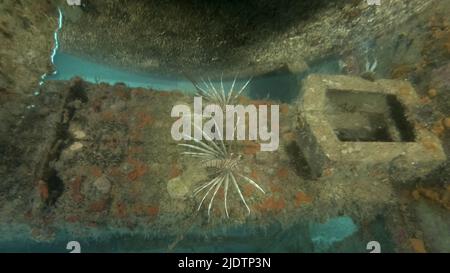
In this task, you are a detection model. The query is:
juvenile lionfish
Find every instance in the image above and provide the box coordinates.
[180,74,265,218]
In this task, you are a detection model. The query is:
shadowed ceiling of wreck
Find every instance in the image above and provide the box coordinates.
[60,0,337,75]
[59,0,433,77]
[0,0,435,95]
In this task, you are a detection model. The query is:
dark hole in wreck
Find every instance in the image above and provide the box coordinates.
[325,89,416,142]
[41,80,89,208]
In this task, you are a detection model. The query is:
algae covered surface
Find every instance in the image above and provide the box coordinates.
[0,0,449,252]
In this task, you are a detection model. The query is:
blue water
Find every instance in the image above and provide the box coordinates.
[0,216,365,253]
[309,216,358,252]
[47,52,198,92]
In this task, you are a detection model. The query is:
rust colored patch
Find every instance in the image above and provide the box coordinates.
[128,145,144,155]
[243,142,260,155]
[109,166,122,178]
[37,180,49,201]
[128,157,147,170]
[169,164,183,179]
[131,88,144,96]
[101,111,115,121]
[409,238,427,253]
[88,199,109,213]
[127,159,149,181]
[412,187,450,211]
[137,112,154,128]
[419,96,431,105]
[114,88,130,100]
[71,176,84,204]
[65,215,80,223]
[243,183,255,197]
[115,112,129,124]
[250,170,259,180]
[147,206,159,217]
[132,204,145,216]
[127,168,146,181]
[269,182,283,193]
[257,196,285,212]
[276,167,289,179]
[215,187,225,199]
[91,166,103,178]
[295,191,313,207]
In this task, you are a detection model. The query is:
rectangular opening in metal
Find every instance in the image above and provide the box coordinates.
[325,89,415,142]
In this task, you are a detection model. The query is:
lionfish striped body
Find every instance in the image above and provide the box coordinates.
[202,157,240,171]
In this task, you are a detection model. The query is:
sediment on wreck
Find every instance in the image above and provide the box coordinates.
[59,0,435,77]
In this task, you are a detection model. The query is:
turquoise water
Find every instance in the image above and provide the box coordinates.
[1,215,398,253]
[1,216,378,253]
[48,52,197,92]
[45,51,306,105]
[310,216,358,252]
